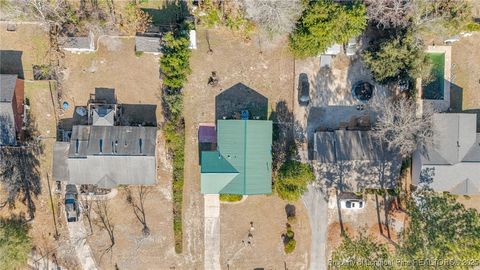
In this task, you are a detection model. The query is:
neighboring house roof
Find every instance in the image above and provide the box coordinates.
[69,125,156,157]
[413,113,480,195]
[201,120,272,195]
[314,130,401,192]
[0,74,18,145]
[135,36,162,53]
[422,113,477,165]
[54,125,157,186]
[0,74,17,102]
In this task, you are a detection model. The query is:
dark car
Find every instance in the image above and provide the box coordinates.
[65,185,80,222]
[298,73,310,106]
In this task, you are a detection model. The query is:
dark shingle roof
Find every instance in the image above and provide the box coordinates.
[53,125,158,186]
[69,125,157,157]
[0,74,17,102]
[314,130,401,192]
[0,74,18,145]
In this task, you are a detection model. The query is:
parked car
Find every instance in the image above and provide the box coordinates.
[298,73,310,106]
[340,199,365,209]
[65,184,79,222]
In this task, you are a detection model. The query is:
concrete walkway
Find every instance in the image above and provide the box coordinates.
[67,220,98,270]
[302,184,328,270]
[204,194,221,270]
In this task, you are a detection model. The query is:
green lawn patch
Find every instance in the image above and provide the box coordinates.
[219,194,243,202]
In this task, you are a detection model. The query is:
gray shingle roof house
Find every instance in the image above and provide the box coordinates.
[62,31,95,53]
[412,113,480,195]
[314,130,401,192]
[53,95,157,188]
[135,36,162,54]
[0,74,24,145]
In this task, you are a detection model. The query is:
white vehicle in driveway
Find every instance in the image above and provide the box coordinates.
[340,199,365,209]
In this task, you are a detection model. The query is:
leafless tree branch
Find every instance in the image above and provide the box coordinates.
[370,95,434,157]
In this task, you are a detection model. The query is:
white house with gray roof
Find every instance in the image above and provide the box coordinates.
[412,113,480,195]
[53,97,157,188]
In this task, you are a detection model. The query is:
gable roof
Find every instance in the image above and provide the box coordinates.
[413,113,480,195]
[315,130,396,162]
[422,113,477,164]
[201,120,272,195]
[54,125,158,186]
[314,130,401,192]
[69,125,156,157]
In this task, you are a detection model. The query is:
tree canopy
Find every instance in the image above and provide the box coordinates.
[0,217,32,270]
[274,160,314,202]
[330,191,480,269]
[289,0,367,58]
[362,31,431,84]
[160,31,191,91]
[330,234,392,270]
[402,191,480,263]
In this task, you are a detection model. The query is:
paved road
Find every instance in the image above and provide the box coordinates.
[302,184,328,270]
[204,194,221,270]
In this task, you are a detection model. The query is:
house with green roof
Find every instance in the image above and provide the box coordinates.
[200,120,273,195]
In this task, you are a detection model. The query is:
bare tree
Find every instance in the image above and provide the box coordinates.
[94,199,115,253]
[80,196,94,234]
[125,186,151,237]
[243,0,303,35]
[2,0,71,27]
[365,0,413,29]
[370,95,434,157]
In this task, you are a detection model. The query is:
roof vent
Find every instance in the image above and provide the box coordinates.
[139,138,143,154]
[457,141,460,147]
[99,139,103,153]
[75,139,79,154]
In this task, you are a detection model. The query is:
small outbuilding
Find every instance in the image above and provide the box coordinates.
[135,35,162,55]
[62,31,95,53]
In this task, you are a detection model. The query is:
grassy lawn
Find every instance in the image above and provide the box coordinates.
[219,194,243,202]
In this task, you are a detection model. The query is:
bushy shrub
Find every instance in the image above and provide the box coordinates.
[274,160,314,202]
[160,32,191,90]
[284,238,296,254]
[289,0,367,58]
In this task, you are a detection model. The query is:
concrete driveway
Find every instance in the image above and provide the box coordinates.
[302,184,328,270]
[204,194,221,270]
[67,219,98,270]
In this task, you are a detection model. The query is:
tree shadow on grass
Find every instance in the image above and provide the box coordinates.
[216,83,269,121]
[0,111,43,219]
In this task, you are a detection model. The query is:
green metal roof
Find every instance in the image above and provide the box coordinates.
[200,120,272,195]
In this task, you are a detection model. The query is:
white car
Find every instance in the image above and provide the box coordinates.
[340,199,365,209]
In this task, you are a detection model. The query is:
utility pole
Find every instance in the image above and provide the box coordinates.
[47,174,59,239]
